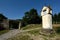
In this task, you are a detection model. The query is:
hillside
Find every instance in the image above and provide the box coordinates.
[7,24,60,40]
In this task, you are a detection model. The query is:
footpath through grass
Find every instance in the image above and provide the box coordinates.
[0,30,9,35]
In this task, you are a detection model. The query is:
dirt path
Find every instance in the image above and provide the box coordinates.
[0,29,20,40]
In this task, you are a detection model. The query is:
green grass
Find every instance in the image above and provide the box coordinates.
[7,34,33,40]
[54,27,60,34]
[27,29,40,35]
[21,24,42,30]
[0,30,9,35]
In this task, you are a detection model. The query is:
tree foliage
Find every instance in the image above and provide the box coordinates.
[22,8,41,26]
[9,20,19,29]
[53,12,60,24]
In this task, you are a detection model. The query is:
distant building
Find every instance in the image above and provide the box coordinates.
[0,14,9,30]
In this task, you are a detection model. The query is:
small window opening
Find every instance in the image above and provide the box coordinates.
[43,9,46,12]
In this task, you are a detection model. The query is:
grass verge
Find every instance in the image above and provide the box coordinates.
[27,29,40,35]
[7,33,33,40]
[21,24,42,30]
[0,30,9,35]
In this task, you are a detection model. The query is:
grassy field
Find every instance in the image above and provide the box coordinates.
[0,30,9,35]
[27,28,40,35]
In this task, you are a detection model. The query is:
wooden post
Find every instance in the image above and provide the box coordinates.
[18,22,21,29]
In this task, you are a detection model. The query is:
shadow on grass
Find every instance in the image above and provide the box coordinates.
[54,27,60,34]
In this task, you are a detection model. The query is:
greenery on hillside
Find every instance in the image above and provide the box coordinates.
[7,32,33,40]
[9,20,19,29]
[27,28,40,35]
[0,30,9,35]
[54,27,60,34]
[21,24,42,30]
[53,13,60,24]
[7,24,60,40]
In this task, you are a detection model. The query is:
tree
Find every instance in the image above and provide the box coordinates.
[29,8,40,24]
[52,14,54,24]
[22,12,29,25]
[57,12,60,23]
[9,20,19,29]
[22,8,41,26]
[53,13,57,24]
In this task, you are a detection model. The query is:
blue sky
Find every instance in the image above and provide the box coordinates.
[0,0,60,19]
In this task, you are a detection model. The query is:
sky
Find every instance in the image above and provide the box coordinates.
[0,0,60,19]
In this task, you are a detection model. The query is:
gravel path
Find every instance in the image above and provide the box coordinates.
[0,29,20,40]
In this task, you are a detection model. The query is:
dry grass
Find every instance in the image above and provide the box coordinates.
[53,24,60,27]
[7,32,33,40]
